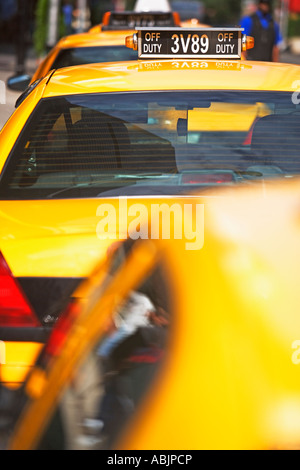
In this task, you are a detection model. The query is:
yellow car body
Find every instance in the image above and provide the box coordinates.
[5,178,300,450]
[1,36,300,389]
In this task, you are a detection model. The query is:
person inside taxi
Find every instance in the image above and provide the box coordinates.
[88,302,170,449]
[240,0,282,62]
[80,262,170,448]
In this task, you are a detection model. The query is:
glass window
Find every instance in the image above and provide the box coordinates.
[1,91,299,200]
[34,250,171,450]
[51,46,138,70]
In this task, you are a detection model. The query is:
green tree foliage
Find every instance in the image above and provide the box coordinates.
[126,0,136,9]
[202,0,242,25]
[33,0,66,57]
[288,13,300,37]
[33,0,48,57]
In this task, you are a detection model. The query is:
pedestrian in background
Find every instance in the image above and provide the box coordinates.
[62,0,74,35]
[240,0,282,62]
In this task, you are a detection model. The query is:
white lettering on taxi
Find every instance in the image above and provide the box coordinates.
[143,43,162,53]
[216,44,235,54]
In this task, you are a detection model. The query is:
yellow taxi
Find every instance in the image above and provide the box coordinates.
[3,178,300,450]
[0,26,300,390]
[89,10,181,34]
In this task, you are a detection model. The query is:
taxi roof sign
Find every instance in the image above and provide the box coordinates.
[126,27,253,60]
[134,0,172,12]
[102,11,180,30]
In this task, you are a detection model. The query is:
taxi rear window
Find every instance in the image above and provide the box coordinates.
[0,91,300,200]
[51,46,138,70]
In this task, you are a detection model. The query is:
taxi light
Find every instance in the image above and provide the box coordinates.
[242,35,255,51]
[172,11,181,26]
[182,173,234,185]
[0,252,40,327]
[126,33,138,50]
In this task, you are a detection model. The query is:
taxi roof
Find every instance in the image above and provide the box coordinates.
[55,30,136,49]
[42,59,300,97]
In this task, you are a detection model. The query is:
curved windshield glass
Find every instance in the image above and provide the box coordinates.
[1,90,299,200]
[51,46,138,69]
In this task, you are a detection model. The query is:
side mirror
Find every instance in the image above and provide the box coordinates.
[7,74,31,92]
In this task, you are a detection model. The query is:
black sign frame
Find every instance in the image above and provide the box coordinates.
[136,27,244,60]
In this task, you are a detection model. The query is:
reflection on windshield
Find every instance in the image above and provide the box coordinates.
[36,258,171,450]
[0,91,299,200]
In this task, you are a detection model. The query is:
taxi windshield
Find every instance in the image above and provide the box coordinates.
[1,90,299,200]
[51,46,138,70]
